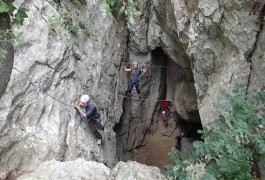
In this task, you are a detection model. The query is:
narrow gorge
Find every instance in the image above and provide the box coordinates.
[0,0,264,179]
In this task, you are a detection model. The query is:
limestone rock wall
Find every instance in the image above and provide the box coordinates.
[171,0,265,127]
[115,0,265,168]
[0,0,264,177]
[0,0,127,175]
[16,159,165,180]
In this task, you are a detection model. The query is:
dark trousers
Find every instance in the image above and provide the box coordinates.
[128,80,140,94]
[88,118,104,139]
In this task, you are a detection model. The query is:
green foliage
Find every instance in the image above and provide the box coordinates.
[68,23,79,34]
[71,47,81,61]
[73,51,81,61]
[82,28,91,38]
[163,84,265,179]
[100,0,142,24]
[0,48,7,58]
[13,7,28,27]
[47,10,91,40]
[0,0,28,59]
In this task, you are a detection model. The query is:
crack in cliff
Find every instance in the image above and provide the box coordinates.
[246,5,264,95]
[60,106,71,162]
[245,27,263,95]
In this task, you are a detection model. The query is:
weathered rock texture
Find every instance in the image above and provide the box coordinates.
[115,0,265,172]
[0,0,264,177]
[171,0,265,127]
[0,0,127,175]
[16,159,165,180]
[108,161,165,180]
[17,158,110,180]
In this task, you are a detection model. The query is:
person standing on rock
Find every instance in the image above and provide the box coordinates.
[124,61,146,100]
[75,95,104,145]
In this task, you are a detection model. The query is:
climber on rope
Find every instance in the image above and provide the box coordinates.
[161,101,172,127]
[75,95,104,146]
[124,61,146,100]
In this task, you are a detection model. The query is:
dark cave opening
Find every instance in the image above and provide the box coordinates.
[114,47,203,168]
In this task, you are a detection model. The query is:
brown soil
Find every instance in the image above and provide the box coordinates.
[132,115,179,169]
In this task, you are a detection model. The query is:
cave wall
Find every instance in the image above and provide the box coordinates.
[171,0,265,127]
[115,0,265,167]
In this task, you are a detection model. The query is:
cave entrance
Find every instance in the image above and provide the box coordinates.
[114,47,202,168]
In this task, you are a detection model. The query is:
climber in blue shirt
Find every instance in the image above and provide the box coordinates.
[75,95,104,145]
[124,61,146,100]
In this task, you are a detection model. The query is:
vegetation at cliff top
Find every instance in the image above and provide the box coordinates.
[100,0,142,24]
[0,0,28,58]
[163,84,265,179]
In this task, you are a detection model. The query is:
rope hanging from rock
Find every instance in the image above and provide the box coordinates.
[119,61,191,69]
[0,65,195,110]
[103,90,197,104]
[44,92,74,107]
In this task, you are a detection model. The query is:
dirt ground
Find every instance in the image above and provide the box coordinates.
[132,115,180,169]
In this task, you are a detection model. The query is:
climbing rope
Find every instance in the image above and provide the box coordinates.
[44,92,74,107]
[119,61,191,69]
[0,63,195,111]
[103,90,197,103]
[150,65,190,69]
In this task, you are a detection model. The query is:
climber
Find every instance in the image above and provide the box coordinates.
[161,101,172,127]
[124,61,146,100]
[75,95,104,146]
[175,133,184,151]
[162,111,170,127]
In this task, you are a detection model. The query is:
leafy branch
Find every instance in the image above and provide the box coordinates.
[100,0,142,24]
[163,84,265,179]
[0,0,28,58]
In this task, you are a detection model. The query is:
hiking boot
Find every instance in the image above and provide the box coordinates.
[97,139,102,146]
[125,92,132,98]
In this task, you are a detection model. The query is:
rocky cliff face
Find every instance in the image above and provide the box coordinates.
[0,0,264,178]
[171,0,265,127]
[0,0,127,176]
[16,159,165,180]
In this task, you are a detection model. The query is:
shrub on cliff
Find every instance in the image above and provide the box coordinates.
[163,84,265,179]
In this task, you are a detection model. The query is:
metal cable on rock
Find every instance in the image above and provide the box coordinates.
[44,92,75,107]
[104,90,171,102]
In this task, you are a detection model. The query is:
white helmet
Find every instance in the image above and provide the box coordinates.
[162,111,166,114]
[133,61,138,65]
[80,95,90,103]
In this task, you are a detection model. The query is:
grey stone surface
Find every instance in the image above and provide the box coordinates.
[107,161,165,180]
[171,0,265,127]
[0,0,127,175]
[17,158,110,180]
[15,159,165,180]
[0,0,264,178]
